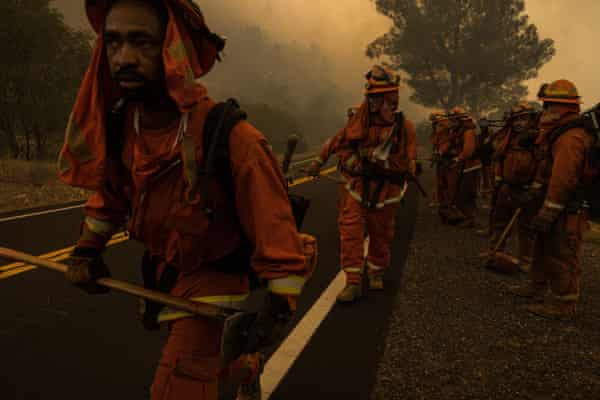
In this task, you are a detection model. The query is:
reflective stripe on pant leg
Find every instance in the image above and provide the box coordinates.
[343,266,364,285]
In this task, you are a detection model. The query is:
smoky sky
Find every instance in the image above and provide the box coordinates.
[52,0,597,117]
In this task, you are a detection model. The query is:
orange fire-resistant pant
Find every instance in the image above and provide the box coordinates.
[338,187,398,284]
[438,164,478,220]
[530,212,587,303]
[150,317,260,400]
[489,183,539,261]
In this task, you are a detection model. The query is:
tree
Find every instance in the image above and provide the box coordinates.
[367,0,555,116]
[0,0,91,159]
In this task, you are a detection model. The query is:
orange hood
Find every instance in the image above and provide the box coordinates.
[58,0,223,190]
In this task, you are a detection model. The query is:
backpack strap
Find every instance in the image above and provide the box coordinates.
[180,98,247,218]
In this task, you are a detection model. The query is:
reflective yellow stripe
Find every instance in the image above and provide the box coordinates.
[366,261,385,271]
[156,293,250,323]
[345,181,408,209]
[343,267,363,273]
[531,181,543,189]
[544,200,565,210]
[268,275,306,295]
[84,216,118,236]
[463,164,482,173]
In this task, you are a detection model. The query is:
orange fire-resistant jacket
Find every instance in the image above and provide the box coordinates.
[316,102,417,208]
[57,0,308,304]
[535,111,597,211]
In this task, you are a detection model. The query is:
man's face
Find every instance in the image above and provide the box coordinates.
[104,0,165,100]
[512,114,530,133]
[369,91,399,124]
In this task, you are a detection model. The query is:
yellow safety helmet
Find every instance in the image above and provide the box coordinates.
[537,79,582,104]
[448,106,470,119]
[365,65,400,95]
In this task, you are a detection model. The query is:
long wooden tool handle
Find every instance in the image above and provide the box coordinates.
[282,134,299,174]
[0,247,235,320]
[492,208,522,254]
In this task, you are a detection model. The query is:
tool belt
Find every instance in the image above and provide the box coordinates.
[342,160,406,209]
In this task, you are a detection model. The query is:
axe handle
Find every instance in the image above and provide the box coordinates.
[0,247,235,321]
[282,135,299,174]
[407,173,428,198]
[492,208,522,254]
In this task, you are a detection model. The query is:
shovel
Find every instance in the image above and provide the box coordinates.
[0,247,256,366]
[485,208,522,274]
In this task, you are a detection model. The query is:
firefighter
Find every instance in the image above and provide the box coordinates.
[438,107,481,227]
[509,80,596,320]
[487,102,542,271]
[428,111,449,208]
[57,1,311,398]
[307,65,417,303]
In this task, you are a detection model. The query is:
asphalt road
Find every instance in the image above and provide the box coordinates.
[0,176,418,399]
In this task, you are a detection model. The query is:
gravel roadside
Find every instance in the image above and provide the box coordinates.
[372,169,600,400]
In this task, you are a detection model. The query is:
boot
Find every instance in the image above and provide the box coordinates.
[368,275,384,290]
[506,283,546,302]
[337,283,362,303]
[519,261,532,274]
[525,301,576,321]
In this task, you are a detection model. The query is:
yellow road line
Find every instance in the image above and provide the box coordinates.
[0,233,130,278]
[0,166,337,280]
[289,166,337,187]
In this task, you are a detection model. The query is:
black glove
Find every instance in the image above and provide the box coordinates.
[64,246,111,295]
[244,292,293,354]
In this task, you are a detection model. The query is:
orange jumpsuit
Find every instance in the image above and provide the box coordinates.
[530,113,596,303]
[75,99,308,398]
[58,2,308,397]
[438,121,481,223]
[490,126,542,260]
[318,113,417,284]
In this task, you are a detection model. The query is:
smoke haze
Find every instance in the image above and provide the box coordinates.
[52,0,598,123]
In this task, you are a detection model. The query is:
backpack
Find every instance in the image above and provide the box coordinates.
[545,106,600,219]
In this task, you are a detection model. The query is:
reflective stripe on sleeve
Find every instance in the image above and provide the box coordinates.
[156,293,250,323]
[544,200,565,211]
[84,216,118,236]
[268,275,306,296]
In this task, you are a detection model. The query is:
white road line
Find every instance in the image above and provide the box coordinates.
[261,236,367,397]
[261,271,345,398]
[0,203,85,223]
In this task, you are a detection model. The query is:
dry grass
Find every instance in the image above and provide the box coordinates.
[0,159,89,213]
[0,159,57,186]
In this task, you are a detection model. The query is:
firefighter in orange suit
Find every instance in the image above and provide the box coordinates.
[489,102,542,271]
[438,107,481,226]
[57,1,312,398]
[307,65,417,303]
[428,111,450,207]
[510,80,597,320]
